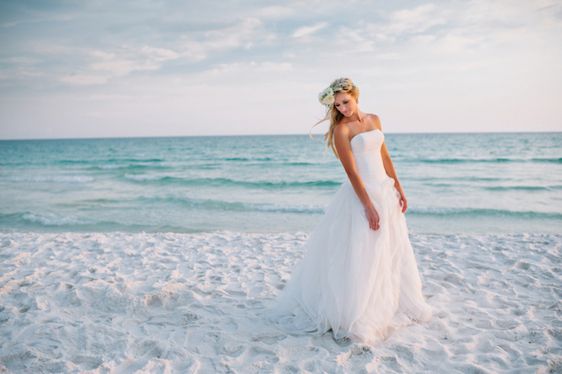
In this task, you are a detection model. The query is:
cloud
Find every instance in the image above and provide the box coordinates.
[59,46,180,86]
[205,61,293,75]
[292,22,328,39]
[191,17,272,53]
[52,16,277,86]
[60,74,108,86]
[254,5,295,19]
[385,3,447,35]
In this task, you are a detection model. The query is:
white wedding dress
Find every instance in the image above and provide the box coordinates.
[263,128,433,345]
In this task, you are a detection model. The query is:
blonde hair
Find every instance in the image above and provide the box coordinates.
[309,77,360,160]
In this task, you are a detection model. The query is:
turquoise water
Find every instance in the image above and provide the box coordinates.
[0,132,560,234]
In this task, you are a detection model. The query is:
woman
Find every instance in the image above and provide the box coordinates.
[264,77,433,346]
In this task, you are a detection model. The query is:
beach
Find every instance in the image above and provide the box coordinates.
[1,132,560,372]
[1,230,560,372]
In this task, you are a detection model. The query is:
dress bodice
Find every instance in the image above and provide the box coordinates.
[350,129,390,185]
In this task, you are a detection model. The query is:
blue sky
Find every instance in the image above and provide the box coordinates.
[0,0,561,139]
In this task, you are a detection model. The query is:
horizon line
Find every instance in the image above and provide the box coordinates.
[1,129,560,141]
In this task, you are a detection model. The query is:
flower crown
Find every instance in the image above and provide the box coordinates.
[318,78,354,108]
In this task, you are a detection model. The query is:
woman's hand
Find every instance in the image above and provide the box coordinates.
[364,204,380,231]
[398,191,408,213]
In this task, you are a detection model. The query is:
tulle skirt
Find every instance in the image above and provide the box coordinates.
[262,177,433,345]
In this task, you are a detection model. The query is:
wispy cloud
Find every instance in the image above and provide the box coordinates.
[292,22,328,39]
[207,61,293,75]
[185,17,273,57]
[47,17,277,86]
[254,5,295,19]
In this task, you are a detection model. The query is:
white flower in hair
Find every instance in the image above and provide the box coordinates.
[318,87,335,107]
[331,78,353,92]
[318,78,355,107]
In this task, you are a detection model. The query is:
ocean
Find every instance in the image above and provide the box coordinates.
[0,132,560,234]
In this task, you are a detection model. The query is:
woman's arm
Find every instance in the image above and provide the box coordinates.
[334,124,381,230]
[381,142,408,212]
[372,115,408,213]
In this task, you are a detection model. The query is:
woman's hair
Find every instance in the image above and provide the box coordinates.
[309,77,360,160]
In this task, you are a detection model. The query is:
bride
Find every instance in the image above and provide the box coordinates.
[263,77,433,346]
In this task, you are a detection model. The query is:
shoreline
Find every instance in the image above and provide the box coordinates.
[1,231,560,372]
[1,226,561,235]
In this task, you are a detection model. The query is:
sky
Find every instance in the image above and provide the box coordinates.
[0,0,561,140]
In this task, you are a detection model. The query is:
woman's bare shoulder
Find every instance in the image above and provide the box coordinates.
[333,123,351,139]
[366,113,382,130]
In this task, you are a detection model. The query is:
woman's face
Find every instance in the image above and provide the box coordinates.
[334,92,357,117]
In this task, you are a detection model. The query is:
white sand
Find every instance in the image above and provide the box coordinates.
[0,231,560,373]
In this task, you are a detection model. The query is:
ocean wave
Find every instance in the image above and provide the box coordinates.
[412,176,508,183]
[135,195,324,214]
[483,185,562,191]
[221,157,316,166]
[0,211,193,232]
[57,157,165,164]
[87,164,173,171]
[122,175,340,189]
[405,157,562,164]
[3,175,95,183]
[1,159,169,169]
[0,211,90,226]
[285,161,317,166]
[425,183,561,191]
[0,197,324,231]
[409,207,562,219]
[59,194,325,214]
[223,157,274,162]
[122,174,165,181]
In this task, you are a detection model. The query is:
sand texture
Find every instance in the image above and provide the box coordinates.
[0,231,560,373]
